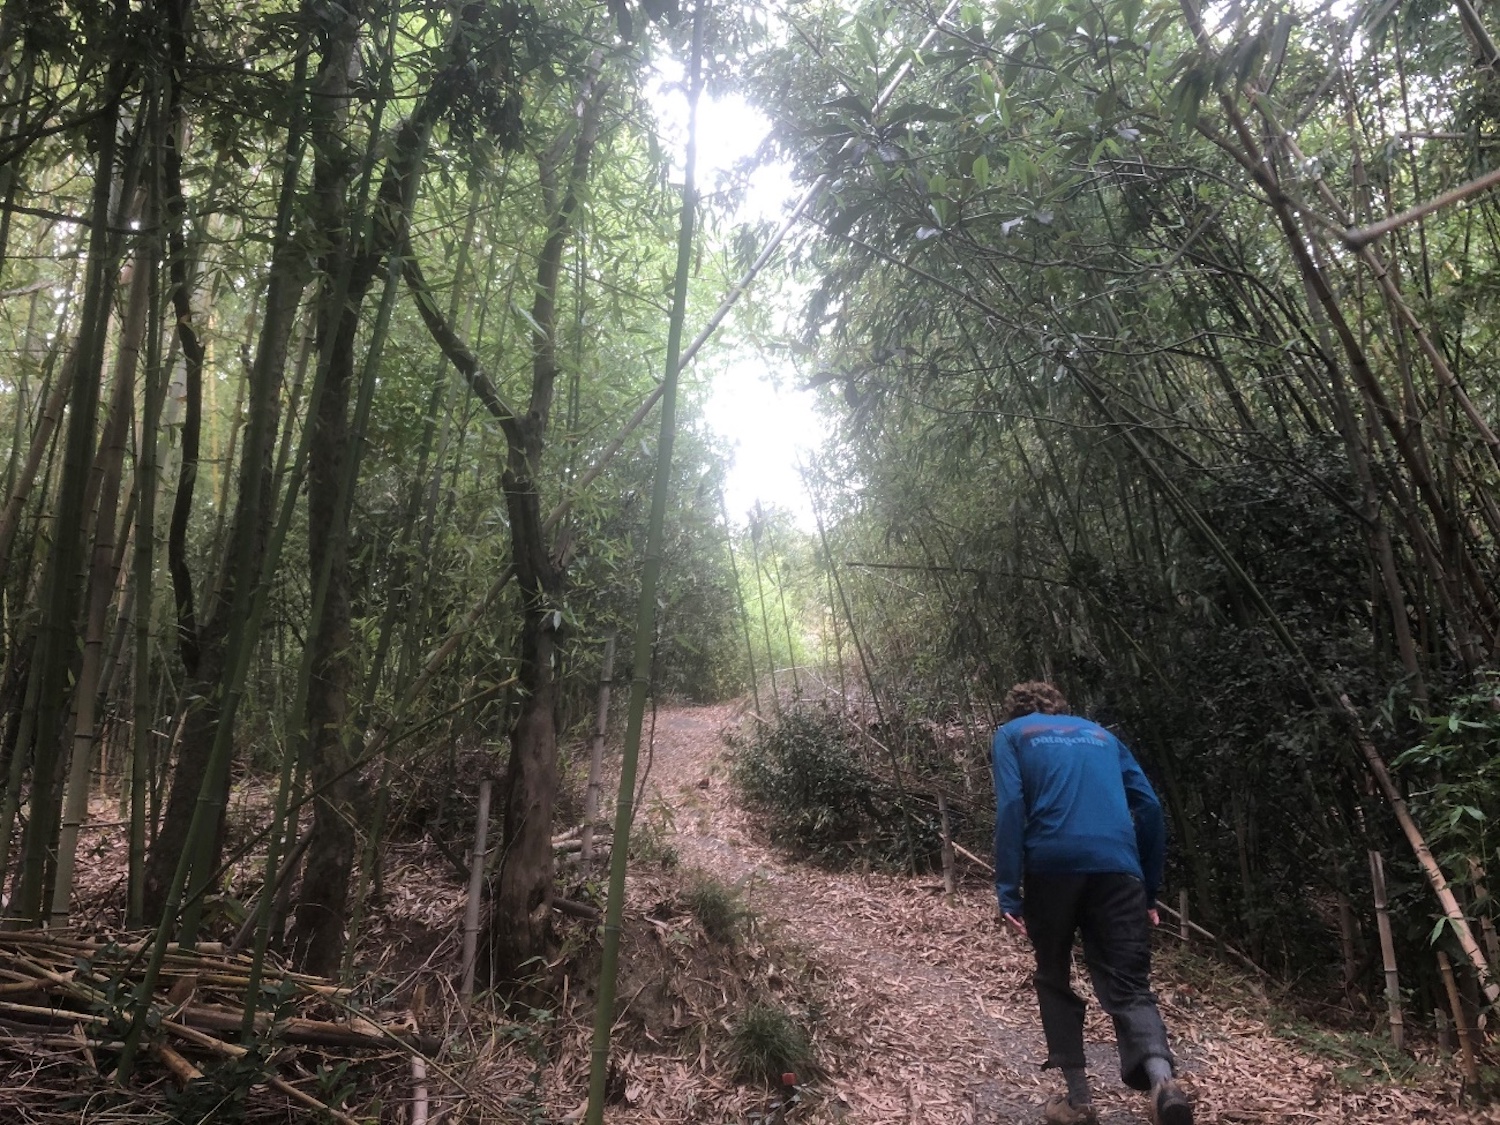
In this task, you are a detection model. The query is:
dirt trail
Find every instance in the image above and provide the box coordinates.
[637,703,1478,1125]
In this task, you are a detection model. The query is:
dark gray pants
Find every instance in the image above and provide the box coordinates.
[1022,871,1174,1092]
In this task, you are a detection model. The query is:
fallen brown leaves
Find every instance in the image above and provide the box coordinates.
[6,706,1499,1124]
[600,703,1500,1124]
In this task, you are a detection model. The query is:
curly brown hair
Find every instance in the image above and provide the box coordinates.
[1001,681,1070,722]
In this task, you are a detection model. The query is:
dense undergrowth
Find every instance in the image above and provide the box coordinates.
[730,703,996,874]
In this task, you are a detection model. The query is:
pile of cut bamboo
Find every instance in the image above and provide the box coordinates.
[0,930,436,1123]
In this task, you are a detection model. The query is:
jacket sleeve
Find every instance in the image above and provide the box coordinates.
[1119,740,1165,905]
[992,727,1026,916]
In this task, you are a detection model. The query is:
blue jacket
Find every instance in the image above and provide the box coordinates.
[992,712,1165,917]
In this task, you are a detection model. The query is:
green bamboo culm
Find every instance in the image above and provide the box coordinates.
[584,4,704,1122]
[128,146,167,929]
[718,490,760,715]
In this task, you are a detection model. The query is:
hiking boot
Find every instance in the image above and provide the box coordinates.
[1042,1094,1098,1125]
[1150,1078,1193,1125]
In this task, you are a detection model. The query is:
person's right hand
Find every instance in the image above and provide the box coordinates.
[1004,913,1028,938]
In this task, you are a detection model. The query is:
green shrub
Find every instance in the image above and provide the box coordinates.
[683,875,752,944]
[732,709,898,863]
[629,798,679,869]
[728,1002,813,1085]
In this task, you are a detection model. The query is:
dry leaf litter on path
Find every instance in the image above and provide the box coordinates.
[609,703,1494,1125]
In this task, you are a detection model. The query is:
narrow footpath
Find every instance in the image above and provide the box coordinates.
[639,703,1486,1125]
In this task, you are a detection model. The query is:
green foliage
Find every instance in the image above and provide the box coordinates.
[1272,1016,1434,1091]
[683,873,753,944]
[629,797,680,870]
[728,1002,814,1086]
[731,708,904,865]
[160,1052,264,1123]
[1394,677,1500,904]
[743,0,1500,1015]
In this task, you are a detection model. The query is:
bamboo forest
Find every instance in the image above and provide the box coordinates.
[0,0,1499,1120]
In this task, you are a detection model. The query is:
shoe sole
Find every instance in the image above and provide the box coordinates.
[1155,1100,1192,1125]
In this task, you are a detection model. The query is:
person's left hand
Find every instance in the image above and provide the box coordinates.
[1004,912,1028,938]
[1147,908,1160,927]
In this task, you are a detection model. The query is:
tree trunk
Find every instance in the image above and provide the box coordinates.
[50,244,149,925]
[486,58,606,979]
[490,444,564,973]
[143,105,308,921]
[11,79,123,922]
[288,289,361,975]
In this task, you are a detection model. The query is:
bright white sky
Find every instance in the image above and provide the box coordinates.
[649,64,829,532]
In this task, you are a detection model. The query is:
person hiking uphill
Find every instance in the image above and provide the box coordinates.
[991,681,1193,1125]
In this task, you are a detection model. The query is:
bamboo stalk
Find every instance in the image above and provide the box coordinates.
[1151,899,1271,979]
[164,1016,366,1125]
[582,637,616,865]
[122,237,162,899]
[719,492,761,714]
[1437,951,1479,1089]
[585,15,703,1122]
[460,776,493,1002]
[154,1041,202,1084]
[937,793,955,895]
[1369,850,1404,1050]
[1344,162,1500,250]
[1340,695,1499,1005]
[52,241,148,926]
[412,1054,430,1125]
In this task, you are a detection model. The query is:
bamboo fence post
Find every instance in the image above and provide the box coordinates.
[1179,888,1190,945]
[460,776,493,1001]
[1368,849,1404,1050]
[937,792,955,895]
[582,636,616,865]
[1438,951,1479,1089]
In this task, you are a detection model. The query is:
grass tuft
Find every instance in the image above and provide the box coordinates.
[683,875,752,944]
[728,1002,813,1085]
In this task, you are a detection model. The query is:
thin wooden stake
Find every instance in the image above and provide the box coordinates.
[937,793,955,895]
[1179,888,1190,945]
[581,637,615,865]
[460,776,493,1001]
[1369,850,1404,1050]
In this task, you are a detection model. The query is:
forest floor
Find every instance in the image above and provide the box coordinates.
[620,701,1494,1124]
[1,701,1495,1124]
